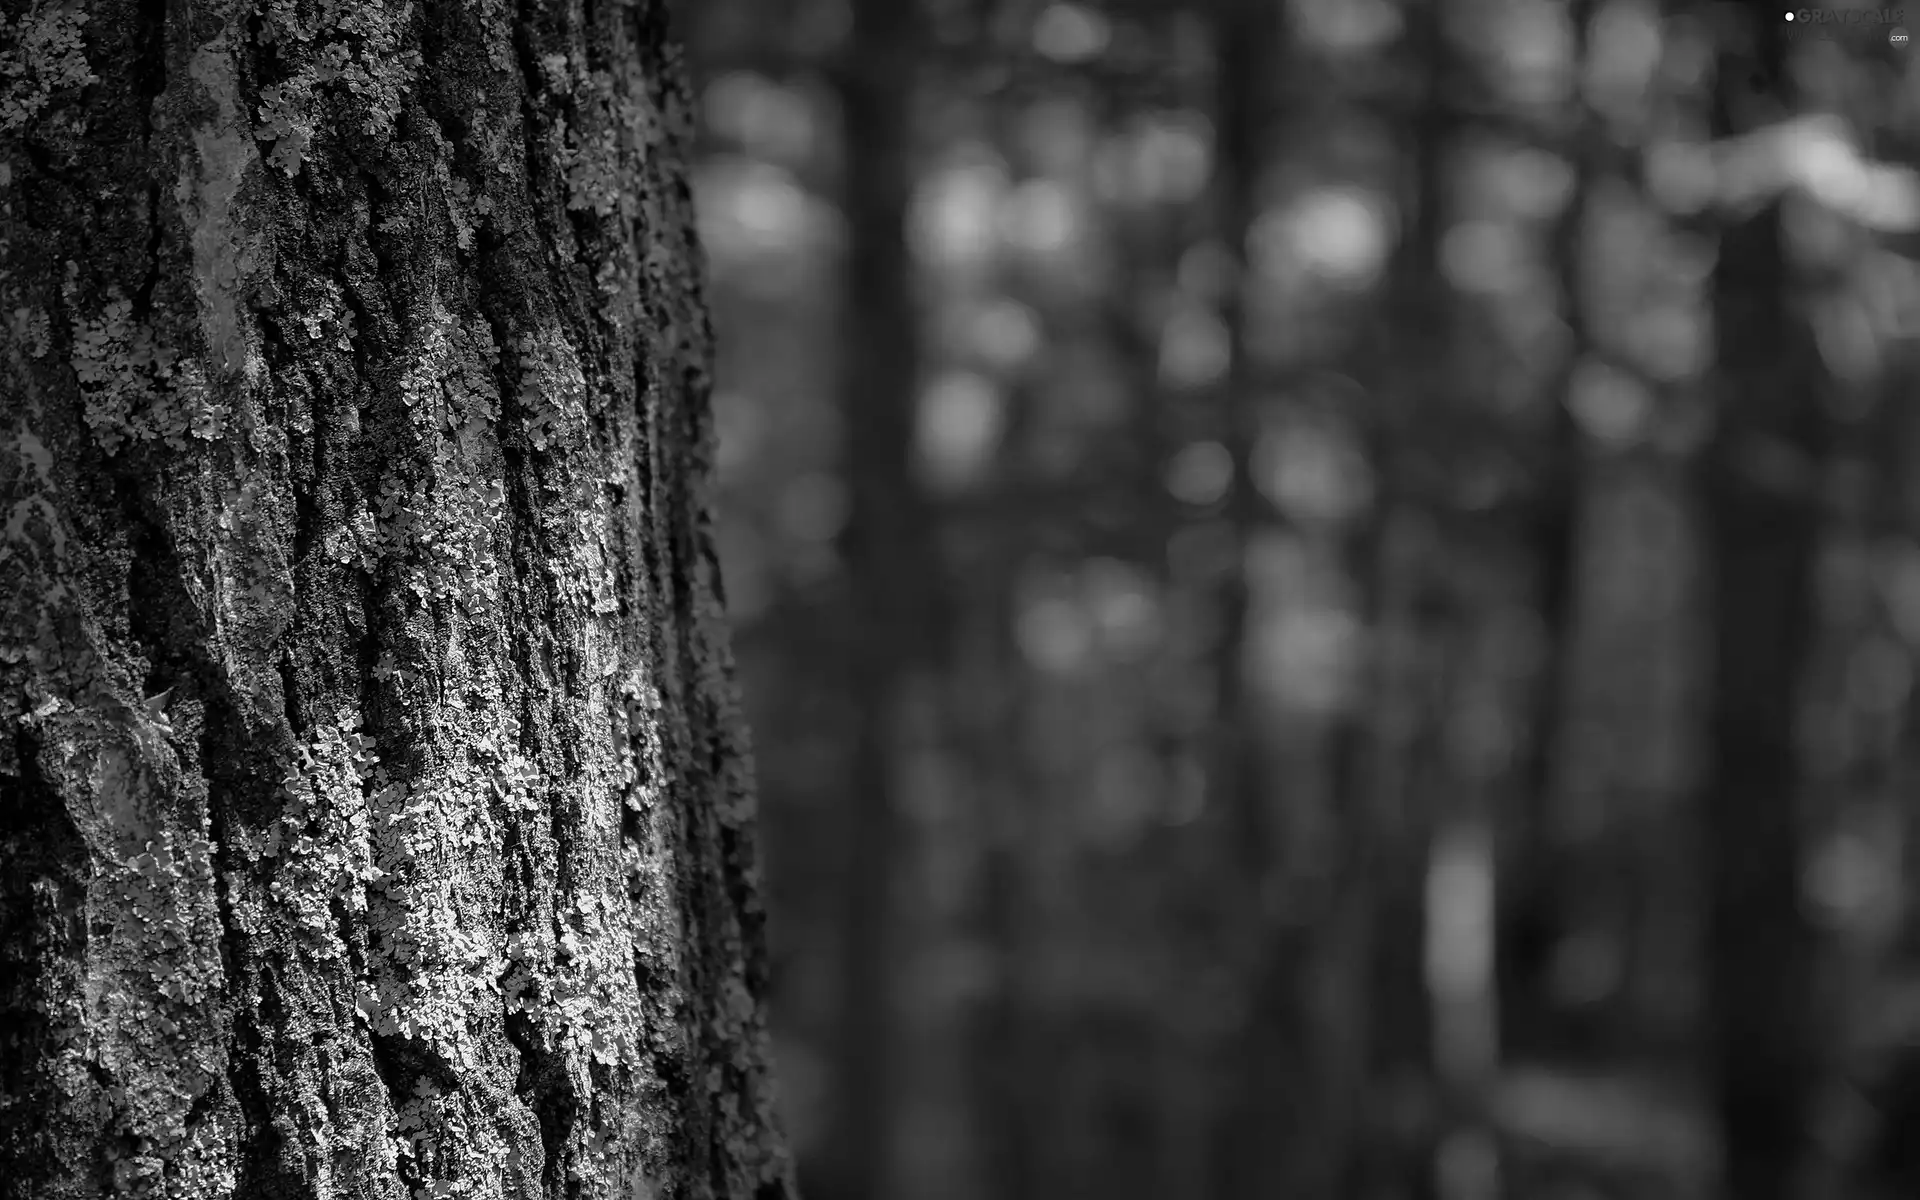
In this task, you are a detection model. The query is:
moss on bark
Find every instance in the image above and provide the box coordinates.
[0,1,797,1197]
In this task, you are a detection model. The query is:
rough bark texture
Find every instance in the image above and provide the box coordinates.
[0,1,798,1197]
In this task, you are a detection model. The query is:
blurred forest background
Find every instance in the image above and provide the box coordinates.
[676,0,1920,1196]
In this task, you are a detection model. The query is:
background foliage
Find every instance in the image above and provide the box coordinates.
[680,1,1920,1196]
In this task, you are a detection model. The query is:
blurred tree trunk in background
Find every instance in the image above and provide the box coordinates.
[1198,2,1307,1198]
[957,43,1047,1200]
[1851,304,1920,1196]
[1497,0,1594,1070]
[0,1,799,1197]
[1843,76,1920,1199]
[825,1,939,1198]
[1698,8,1826,1198]
[1338,4,1460,1196]
[1100,101,1192,1200]
[1202,0,1415,1194]
[1333,517,1445,1200]
[967,594,1049,1200]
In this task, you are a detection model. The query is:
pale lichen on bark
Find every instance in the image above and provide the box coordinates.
[1,0,797,1197]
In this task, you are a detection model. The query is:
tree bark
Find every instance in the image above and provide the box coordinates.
[1697,9,1825,1198]
[0,2,798,1197]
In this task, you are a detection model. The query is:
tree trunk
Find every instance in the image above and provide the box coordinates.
[0,2,797,1198]
[821,1,935,1197]
[1855,334,1920,1200]
[1336,2,1455,1193]
[1199,2,1336,1197]
[1497,0,1592,1069]
[1697,9,1825,1199]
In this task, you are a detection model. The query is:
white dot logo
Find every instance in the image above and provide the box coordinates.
[1785,10,1795,19]
[1893,25,1911,46]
